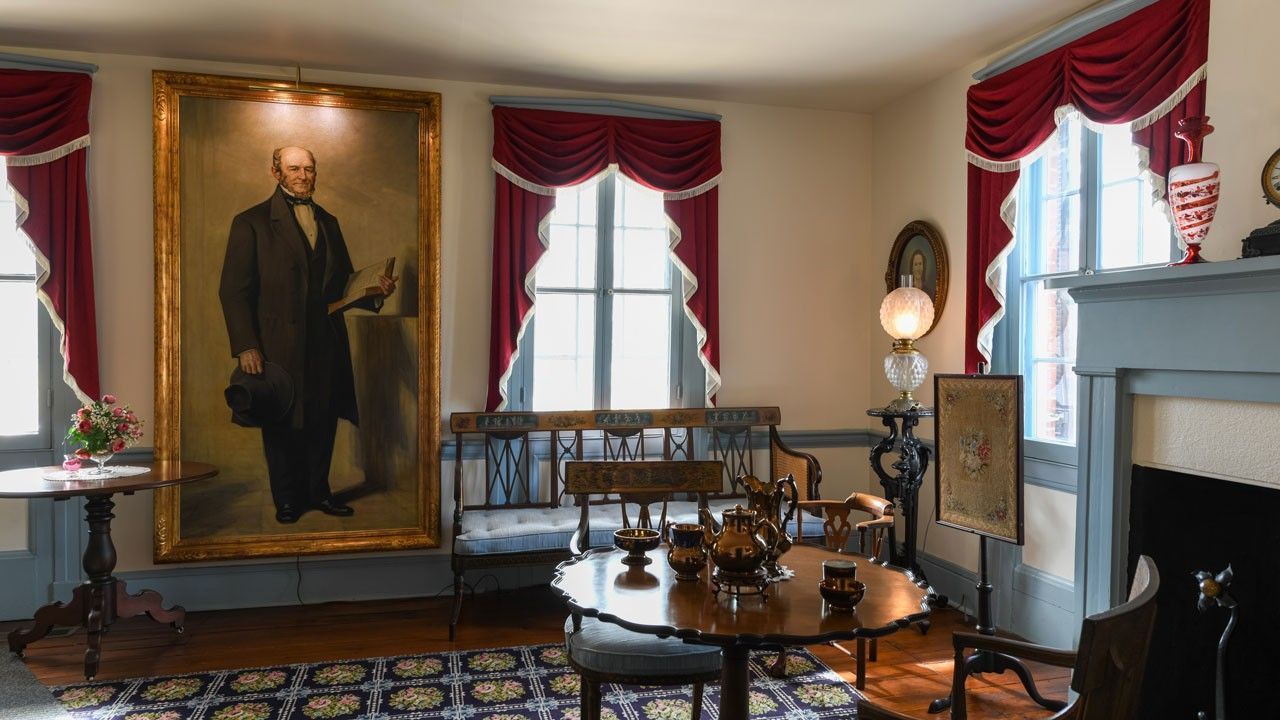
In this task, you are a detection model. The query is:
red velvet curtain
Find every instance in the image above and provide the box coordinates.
[964,0,1209,371]
[0,69,98,402]
[488,107,721,410]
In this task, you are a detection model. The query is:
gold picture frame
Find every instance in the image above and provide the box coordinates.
[152,71,441,561]
[884,220,948,336]
[933,374,1024,545]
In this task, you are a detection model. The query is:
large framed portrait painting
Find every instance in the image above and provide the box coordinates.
[884,220,948,336]
[152,71,441,561]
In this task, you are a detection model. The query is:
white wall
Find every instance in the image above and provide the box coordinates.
[868,0,1280,576]
[0,45,874,572]
[1133,396,1280,492]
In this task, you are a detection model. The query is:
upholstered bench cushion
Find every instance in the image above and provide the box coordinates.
[455,499,748,556]
[564,616,721,676]
[786,513,836,541]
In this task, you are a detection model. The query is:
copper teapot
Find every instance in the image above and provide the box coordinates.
[742,474,798,578]
[698,504,780,576]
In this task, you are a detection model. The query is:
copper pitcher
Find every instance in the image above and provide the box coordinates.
[698,505,779,576]
[742,474,798,578]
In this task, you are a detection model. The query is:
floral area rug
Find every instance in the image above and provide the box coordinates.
[51,643,862,719]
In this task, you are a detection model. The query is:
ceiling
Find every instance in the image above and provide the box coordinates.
[0,0,1098,113]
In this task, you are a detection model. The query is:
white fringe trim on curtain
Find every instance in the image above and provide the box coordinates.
[663,211,721,408]
[4,134,90,167]
[967,68,1207,365]
[492,159,718,201]
[5,178,92,404]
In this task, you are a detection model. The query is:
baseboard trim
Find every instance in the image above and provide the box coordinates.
[916,549,978,618]
[49,554,557,615]
[1010,564,1077,647]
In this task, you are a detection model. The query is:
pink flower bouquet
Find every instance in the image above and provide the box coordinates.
[65,395,143,474]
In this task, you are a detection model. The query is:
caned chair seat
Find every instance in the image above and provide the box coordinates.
[564,616,722,677]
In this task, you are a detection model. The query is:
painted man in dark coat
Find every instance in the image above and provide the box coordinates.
[219,146,396,524]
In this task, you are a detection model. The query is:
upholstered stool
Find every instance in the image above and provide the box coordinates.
[565,615,721,720]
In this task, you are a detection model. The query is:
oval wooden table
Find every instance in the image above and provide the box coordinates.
[0,461,218,679]
[551,543,931,720]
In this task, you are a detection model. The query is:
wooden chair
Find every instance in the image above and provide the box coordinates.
[771,492,895,687]
[794,492,895,558]
[857,555,1161,720]
[563,460,724,720]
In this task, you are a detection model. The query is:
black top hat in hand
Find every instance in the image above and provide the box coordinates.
[225,361,294,428]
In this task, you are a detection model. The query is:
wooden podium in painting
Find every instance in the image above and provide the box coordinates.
[1,461,217,680]
[926,374,1065,716]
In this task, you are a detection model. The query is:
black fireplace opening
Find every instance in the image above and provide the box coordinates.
[1127,464,1280,718]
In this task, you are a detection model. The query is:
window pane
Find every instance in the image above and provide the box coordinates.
[1029,361,1076,445]
[538,223,596,289]
[1098,125,1173,269]
[1031,194,1080,275]
[617,176,666,229]
[0,161,36,276]
[532,293,596,411]
[1025,281,1077,361]
[613,228,670,290]
[610,293,671,409]
[0,281,39,435]
[613,180,670,291]
[1044,115,1082,198]
[541,182,600,290]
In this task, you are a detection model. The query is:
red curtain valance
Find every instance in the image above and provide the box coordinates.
[964,0,1209,371]
[0,69,98,402]
[488,106,721,410]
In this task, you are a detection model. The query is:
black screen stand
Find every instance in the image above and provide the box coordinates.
[927,535,1067,714]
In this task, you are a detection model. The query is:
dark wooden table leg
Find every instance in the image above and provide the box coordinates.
[116,582,186,632]
[8,592,85,657]
[8,494,133,680]
[856,637,867,690]
[81,494,119,680]
[718,644,752,720]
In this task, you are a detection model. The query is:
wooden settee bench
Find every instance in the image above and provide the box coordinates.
[447,406,823,640]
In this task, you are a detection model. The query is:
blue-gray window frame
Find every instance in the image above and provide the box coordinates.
[505,171,704,411]
[992,123,1179,474]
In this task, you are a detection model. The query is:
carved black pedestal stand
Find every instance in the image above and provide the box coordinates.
[868,407,947,628]
[927,536,1066,715]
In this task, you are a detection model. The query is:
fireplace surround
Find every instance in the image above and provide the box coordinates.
[1048,255,1280,713]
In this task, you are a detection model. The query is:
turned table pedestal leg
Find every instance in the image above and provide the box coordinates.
[8,494,185,680]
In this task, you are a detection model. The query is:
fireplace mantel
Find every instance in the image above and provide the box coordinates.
[1045,256,1280,623]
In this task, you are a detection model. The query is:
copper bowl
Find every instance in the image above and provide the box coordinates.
[614,528,661,566]
[819,578,866,611]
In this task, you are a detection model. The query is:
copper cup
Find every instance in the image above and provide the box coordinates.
[822,559,858,590]
[666,523,707,581]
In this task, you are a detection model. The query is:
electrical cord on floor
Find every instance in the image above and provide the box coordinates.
[295,555,305,605]
[429,573,502,599]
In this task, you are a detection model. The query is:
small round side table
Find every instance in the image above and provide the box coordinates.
[0,461,217,679]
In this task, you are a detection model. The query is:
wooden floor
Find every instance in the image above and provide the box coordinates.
[2,586,1070,719]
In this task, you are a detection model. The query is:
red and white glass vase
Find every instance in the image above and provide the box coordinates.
[1167,116,1219,265]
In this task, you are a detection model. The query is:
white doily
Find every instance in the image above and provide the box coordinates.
[42,465,151,481]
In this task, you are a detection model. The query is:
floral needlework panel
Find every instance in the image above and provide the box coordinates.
[936,376,1021,543]
[51,644,860,719]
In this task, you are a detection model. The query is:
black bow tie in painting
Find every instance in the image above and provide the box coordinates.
[282,193,313,207]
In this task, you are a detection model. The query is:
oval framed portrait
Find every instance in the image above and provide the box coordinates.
[884,220,948,336]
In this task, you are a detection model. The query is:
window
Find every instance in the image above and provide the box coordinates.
[1007,113,1174,457]
[513,170,698,411]
[0,157,51,452]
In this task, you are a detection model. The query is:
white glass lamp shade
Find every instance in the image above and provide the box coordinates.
[878,286,935,341]
[879,286,935,411]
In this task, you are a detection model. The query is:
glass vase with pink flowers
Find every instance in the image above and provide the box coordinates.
[65,394,144,476]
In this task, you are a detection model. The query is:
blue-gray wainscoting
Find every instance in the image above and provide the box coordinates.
[0,433,1078,647]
